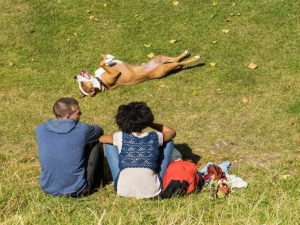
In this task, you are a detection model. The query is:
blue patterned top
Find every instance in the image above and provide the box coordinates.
[119,132,160,172]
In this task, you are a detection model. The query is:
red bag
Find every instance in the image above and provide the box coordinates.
[162,161,200,194]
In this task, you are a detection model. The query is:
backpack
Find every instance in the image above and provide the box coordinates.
[160,161,201,198]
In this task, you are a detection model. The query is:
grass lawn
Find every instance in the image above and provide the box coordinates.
[1,0,299,224]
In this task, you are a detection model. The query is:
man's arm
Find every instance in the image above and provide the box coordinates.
[99,135,113,144]
[150,123,176,142]
[86,125,104,144]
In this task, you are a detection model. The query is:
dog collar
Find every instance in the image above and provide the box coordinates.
[78,83,90,96]
[76,73,92,96]
[95,77,108,92]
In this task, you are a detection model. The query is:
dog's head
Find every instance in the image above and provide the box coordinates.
[74,70,97,98]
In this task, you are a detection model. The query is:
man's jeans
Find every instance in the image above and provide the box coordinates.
[71,142,104,197]
[85,142,104,191]
[105,141,174,181]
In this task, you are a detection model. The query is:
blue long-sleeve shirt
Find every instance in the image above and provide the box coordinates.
[36,119,103,196]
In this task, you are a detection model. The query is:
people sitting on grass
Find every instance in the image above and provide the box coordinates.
[35,98,246,199]
[36,97,104,197]
[100,101,176,199]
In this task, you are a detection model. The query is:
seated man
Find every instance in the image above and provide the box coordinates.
[36,97,104,197]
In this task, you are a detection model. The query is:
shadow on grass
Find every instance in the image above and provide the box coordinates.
[175,143,201,164]
[166,63,206,77]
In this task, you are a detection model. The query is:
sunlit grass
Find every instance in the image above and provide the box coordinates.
[0,0,299,224]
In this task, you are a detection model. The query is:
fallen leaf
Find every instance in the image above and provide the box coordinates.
[232,3,236,6]
[73,33,78,36]
[242,97,249,104]
[192,91,199,96]
[212,2,218,6]
[147,53,154,58]
[89,15,95,20]
[212,140,233,151]
[237,13,241,16]
[103,3,108,7]
[280,174,291,180]
[9,62,14,66]
[173,1,179,6]
[66,38,70,42]
[144,44,152,48]
[94,18,99,21]
[222,29,230,33]
[193,148,201,152]
[210,14,216,19]
[248,63,258,69]
[86,10,91,13]
[230,13,235,16]
[209,62,216,67]
[169,39,177,43]
[212,40,217,44]
[216,88,221,91]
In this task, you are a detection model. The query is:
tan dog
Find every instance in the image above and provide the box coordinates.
[74,50,200,97]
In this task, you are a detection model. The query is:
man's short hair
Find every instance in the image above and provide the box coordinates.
[53,97,79,118]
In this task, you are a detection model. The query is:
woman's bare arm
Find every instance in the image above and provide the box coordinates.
[150,123,176,142]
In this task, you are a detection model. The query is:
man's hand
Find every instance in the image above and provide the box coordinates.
[99,135,113,144]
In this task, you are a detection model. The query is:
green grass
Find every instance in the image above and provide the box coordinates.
[1,0,299,224]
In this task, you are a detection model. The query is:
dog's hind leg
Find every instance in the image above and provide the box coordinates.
[151,50,190,64]
[179,55,200,65]
[149,55,200,79]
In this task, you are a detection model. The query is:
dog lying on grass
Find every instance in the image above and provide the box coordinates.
[74,50,200,97]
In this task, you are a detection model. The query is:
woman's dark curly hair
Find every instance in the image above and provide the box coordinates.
[116,102,154,133]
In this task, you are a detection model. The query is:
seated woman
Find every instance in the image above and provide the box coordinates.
[100,102,176,199]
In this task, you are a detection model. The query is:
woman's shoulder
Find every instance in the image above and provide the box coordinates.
[113,131,122,138]
[119,131,162,145]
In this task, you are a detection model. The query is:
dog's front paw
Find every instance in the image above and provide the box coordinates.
[100,54,107,60]
[183,50,190,57]
[104,54,115,63]
[99,60,106,67]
